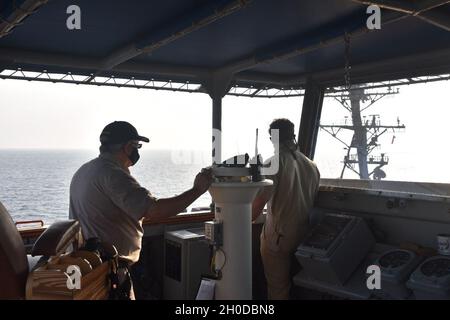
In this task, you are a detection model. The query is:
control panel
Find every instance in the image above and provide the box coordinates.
[204,220,223,247]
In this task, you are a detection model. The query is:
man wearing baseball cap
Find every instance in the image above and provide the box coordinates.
[69,121,212,299]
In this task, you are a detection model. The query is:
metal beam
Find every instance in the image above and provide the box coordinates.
[233,71,299,87]
[100,0,252,71]
[351,0,449,14]
[0,69,204,93]
[307,47,450,86]
[351,0,450,31]
[0,47,209,80]
[416,0,450,12]
[1,46,449,91]
[0,0,49,38]
[298,79,325,159]
[0,47,292,87]
[0,68,304,97]
[417,8,450,31]
[204,73,233,164]
[326,74,450,92]
[1,67,447,98]
[350,0,414,13]
[212,96,222,164]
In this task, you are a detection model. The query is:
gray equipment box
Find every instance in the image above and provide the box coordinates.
[163,228,211,300]
[406,255,450,300]
[295,213,375,285]
[372,249,423,299]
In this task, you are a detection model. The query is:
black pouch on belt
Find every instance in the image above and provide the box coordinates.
[109,260,132,300]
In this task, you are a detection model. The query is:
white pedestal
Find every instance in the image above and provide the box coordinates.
[208,180,272,300]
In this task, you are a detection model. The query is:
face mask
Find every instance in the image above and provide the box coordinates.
[129,147,140,166]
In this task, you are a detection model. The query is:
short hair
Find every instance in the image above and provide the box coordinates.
[99,143,124,154]
[269,118,295,142]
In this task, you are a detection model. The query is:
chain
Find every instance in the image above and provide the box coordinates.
[344,32,352,91]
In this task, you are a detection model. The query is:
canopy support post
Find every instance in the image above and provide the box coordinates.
[298,78,325,159]
[212,96,222,164]
[204,73,233,164]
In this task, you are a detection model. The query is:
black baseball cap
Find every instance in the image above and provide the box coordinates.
[100,121,149,145]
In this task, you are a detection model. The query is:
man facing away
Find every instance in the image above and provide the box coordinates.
[69,121,212,299]
[252,118,320,300]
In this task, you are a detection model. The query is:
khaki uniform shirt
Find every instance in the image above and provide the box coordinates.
[263,141,320,252]
[69,153,156,263]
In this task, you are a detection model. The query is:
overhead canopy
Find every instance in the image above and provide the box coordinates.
[0,0,449,93]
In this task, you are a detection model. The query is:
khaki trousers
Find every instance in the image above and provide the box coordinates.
[260,239,292,299]
[260,224,301,300]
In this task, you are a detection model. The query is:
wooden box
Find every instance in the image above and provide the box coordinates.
[26,255,111,300]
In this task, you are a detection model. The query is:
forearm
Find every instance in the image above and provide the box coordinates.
[252,201,265,221]
[145,187,203,220]
[251,185,273,221]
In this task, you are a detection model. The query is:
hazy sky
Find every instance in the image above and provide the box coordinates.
[0,79,302,156]
[0,78,449,183]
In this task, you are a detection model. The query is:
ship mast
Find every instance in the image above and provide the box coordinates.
[321,85,405,180]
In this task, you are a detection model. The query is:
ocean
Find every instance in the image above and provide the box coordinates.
[0,149,212,225]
